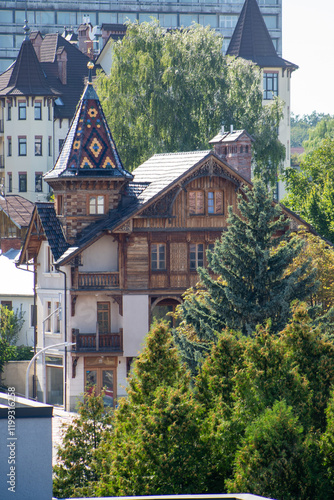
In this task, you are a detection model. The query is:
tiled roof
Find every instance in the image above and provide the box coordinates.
[35,203,69,261]
[0,39,57,97]
[226,0,298,70]
[44,79,132,180]
[209,129,254,145]
[0,195,34,228]
[131,150,212,205]
[38,33,96,120]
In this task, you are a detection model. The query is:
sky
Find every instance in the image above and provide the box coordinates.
[282,0,334,117]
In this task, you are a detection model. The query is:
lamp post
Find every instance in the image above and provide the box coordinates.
[25,342,75,402]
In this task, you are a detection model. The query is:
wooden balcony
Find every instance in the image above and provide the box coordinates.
[77,271,119,289]
[72,328,123,353]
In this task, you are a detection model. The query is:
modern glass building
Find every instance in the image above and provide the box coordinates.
[0,0,281,72]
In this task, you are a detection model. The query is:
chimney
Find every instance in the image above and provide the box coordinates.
[57,47,67,85]
[209,130,253,182]
[30,31,43,61]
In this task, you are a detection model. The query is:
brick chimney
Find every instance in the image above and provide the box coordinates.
[30,31,43,61]
[78,22,94,59]
[57,47,67,85]
[209,128,253,182]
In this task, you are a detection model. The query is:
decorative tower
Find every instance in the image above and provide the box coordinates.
[226,0,298,199]
[44,62,133,243]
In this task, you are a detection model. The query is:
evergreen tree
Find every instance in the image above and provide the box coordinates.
[226,400,328,499]
[53,390,112,499]
[176,179,317,370]
[90,322,208,496]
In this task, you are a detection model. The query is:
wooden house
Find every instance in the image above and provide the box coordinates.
[18,67,308,410]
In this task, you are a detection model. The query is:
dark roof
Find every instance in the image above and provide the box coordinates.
[35,203,69,261]
[55,150,253,264]
[209,129,254,145]
[38,33,96,119]
[0,38,57,97]
[0,195,34,228]
[44,77,132,180]
[226,0,298,70]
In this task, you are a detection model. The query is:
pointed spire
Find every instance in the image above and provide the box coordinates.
[226,0,297,70]
[45,63,132,181]
[0,37,57,96]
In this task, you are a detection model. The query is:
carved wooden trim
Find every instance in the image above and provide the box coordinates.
[71,295,77,317]
[115,219,132,233]
[111,295,123,316]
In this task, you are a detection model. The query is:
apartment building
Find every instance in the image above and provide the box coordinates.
[0,0,282,72]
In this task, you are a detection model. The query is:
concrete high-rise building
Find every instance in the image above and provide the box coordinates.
[0,0,281,72]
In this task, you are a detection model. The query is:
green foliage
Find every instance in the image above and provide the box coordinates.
[0,306,25,345]
[52,390,112,499]
[283,139,334,243]
[7,345,33,361]
[226,401,315,499]
[303,118,334,154]
[91,322,208,496]
[97,20,284,185]
[290,111,333,148]
[0,337,15,375]
[175,179,317,371]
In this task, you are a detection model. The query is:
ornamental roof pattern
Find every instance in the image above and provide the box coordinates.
[44,81,132,180]
[226,0,298,71]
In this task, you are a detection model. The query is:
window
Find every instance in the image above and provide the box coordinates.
[48,137,52,156]
[151,243,166,271]
[59,139,64,154]
[7,173,12,193]
[55,302,61,333]
[1,300,12,310]
[35,173,43,192]
[18,101,26,120]
[7,137,11,156]
[219,15,238,29]
[18,137,27,156]
[19,173,27,192]
[7,102,11,121]
[46,245,54,273]
[89,195,105,215]
[35,136,42,156]
[97,302,110,334]
[263,72,278,100]
[189,191,204,215]
[57,195,64,215]
[190,243,204,270]
[31,304,36,328]
[48,103,52,121]
[46,301,52,332]
[34,101,42,120]
[208,191,224,215]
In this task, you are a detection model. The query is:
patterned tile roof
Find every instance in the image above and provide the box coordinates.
[35,203,69,262]
[0,195,34,228]
[0,39,58,97]
[44,78,132,180]
[226,0,298,70]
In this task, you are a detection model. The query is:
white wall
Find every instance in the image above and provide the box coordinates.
[81,235,118,272]
[123,294,150,357]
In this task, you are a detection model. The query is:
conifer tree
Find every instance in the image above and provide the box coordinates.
[91,322,208,496]
[176,179,317,369]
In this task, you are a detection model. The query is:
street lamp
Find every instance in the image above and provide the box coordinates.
[25,342,75,401]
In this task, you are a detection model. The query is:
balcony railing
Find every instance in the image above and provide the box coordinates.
[77,271,119,289]
[72,328,123,353]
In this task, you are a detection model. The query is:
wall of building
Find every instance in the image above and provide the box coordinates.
[123,294,150,357]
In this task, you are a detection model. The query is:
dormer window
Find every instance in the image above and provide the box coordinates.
[89,195,105,215]
[189,190,204,215]
[208,191,224,215]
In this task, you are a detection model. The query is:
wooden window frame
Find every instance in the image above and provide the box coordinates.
[88,195,105,215]
[189,243,204,271]
[188,190,205,216]
[207,190,224,215]
[97,302,110,334]
[151,243,166,271]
